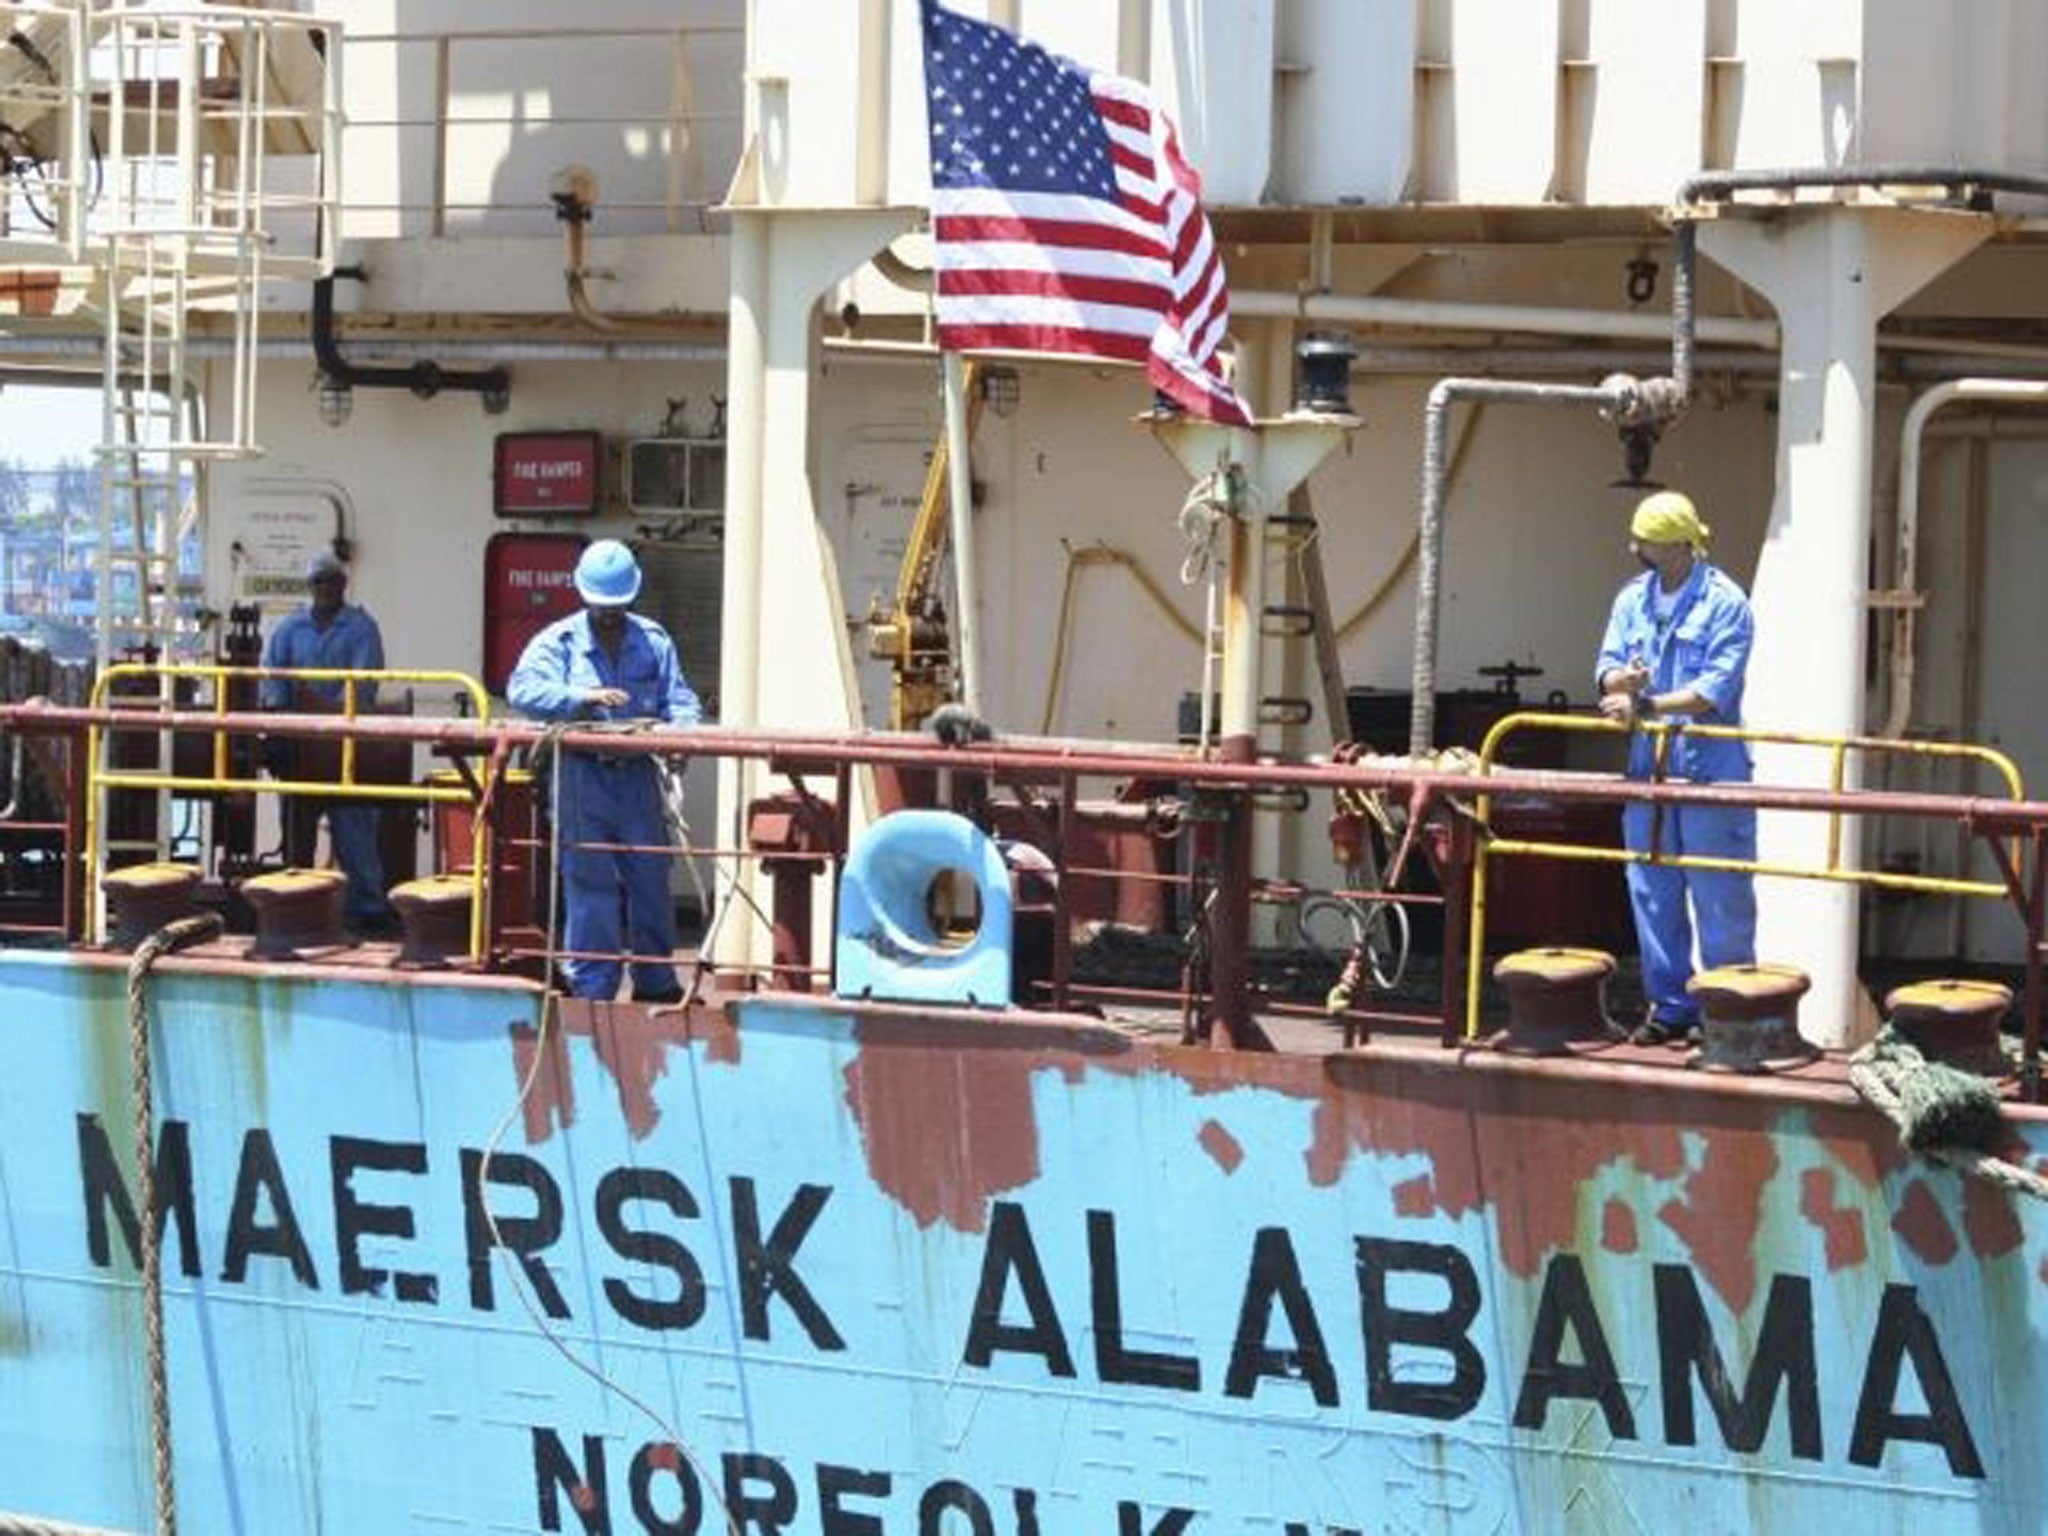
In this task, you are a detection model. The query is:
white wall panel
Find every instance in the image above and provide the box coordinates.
[750,0,872,208]
[1860,0,2048,176]
[1579,0,1705,204]
[1147,0,1275,205]
[1443,0,1558,203]
[1273,0,1414,205]
[1723,0,1863,171]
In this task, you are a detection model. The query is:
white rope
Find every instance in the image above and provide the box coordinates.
[478,732,741,1531]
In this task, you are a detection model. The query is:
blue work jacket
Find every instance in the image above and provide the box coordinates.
[259,604,384,709]
[507,610,703,726]
[1594,560,1753,783]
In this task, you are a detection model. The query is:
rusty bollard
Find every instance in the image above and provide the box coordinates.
[1883,978,2013,1078]
[101,862,203,951]
[239,868,347,959]
[1688,962,1816,1073]
[1491,947,1617,1054]
[388,874,476,968]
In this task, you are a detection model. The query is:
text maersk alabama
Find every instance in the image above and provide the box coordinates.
[76,1116,1984,1531]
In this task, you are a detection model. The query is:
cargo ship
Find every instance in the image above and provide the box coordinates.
[2,3,2048,1533]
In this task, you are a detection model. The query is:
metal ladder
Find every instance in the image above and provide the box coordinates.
[0,3,346,879]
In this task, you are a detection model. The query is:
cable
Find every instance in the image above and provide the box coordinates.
[1037,542,1204,736]
[1299,890,1412,993]
[475,728,742,1535]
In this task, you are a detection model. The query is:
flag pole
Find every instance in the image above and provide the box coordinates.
[941,351,981,713]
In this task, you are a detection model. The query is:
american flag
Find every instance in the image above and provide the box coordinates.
[920,0,1252,424]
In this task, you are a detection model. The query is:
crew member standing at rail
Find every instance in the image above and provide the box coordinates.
[508,539,702,1003]
[260,549,394,933]
[1594,490,1756,1044]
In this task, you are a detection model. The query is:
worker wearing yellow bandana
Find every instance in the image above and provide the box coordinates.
[1593,489,1757,1045]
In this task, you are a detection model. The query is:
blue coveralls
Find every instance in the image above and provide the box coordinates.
[1594,561,1756,1027]
[260,603,390,926]
[507,611,702,1000]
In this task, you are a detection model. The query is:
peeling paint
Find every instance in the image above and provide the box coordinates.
[1392,1174,1434,1217]
[1796,1166,1867,1271]
[842,1018,1088,1232]
[1658,1130,1778,1314]
[510,1011,576,1143]
[1892,1177,1960,1264]
[512,997,737,1141]
[1600,1198,1638,1255]
[1196,1118,1242,1174]
[1963,1176,2024,1260]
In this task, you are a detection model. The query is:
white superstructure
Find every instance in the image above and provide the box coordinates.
[4,1,2046,1019]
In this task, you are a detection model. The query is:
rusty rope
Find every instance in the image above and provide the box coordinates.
[124,911,223,1536]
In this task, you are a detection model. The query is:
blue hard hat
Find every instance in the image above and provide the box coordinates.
[574,539,641,605]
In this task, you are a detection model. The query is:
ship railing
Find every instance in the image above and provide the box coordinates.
[1467,710,2040,1055]
[10,697,2048,1080]
[337,23,745,238]
[84,664,496,952]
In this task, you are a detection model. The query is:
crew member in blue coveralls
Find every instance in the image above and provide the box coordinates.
[1595,490,1757,1045]
[260,548,394,932]
[508,539,702,1003]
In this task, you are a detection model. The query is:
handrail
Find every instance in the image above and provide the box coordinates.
[10,696,2048,1059]
[336,24,743,236]
[83,666,496,955]
[1463,710,2035,1042]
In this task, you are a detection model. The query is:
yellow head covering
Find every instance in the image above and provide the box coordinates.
[1630,489,1710,552]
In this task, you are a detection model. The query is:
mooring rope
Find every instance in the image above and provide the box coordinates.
[1848,1030,2048,1202]
[124,911,223,1536]
[0,1514,139,1536]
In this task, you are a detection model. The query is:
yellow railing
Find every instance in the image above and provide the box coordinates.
[1462,711,2029,1039]
[85,664,498,954]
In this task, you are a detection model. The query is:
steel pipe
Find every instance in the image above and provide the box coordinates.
[1885,378,2048,739]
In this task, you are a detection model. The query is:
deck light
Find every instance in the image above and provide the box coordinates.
[1294,331,1357,416]
[976,365,1019,418]
[316,372,352,428]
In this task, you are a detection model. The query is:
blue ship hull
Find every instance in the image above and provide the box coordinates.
[1,948,2042,1533]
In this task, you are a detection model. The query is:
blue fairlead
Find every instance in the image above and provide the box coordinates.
[835,810,1013,1007]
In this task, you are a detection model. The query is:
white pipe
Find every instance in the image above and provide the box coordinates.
[721,210,768,735]
[1230,288,1780,349]
[854,0,888,204]
[0,334,725,362]
[1886,377,2048,739]
[941,352,980,712]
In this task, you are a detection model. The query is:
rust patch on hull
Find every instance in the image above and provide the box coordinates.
[1798,1167,1868,1271]
[1963,1176,2025,1260]
[1658,1131,1779,1315]
[841,1016,1121,1232]
[515,998,738,1142]
[1197,1119,1244,1174]
[1892,1178,1961,1264]
[1306,1061,1690,1283]
[1393,1175,1434,1218]
[510,1010,576,1144]
[1601,1198,1639,1255]
[812,998,2009,1303]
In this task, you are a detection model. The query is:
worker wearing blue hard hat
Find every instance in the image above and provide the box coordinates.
[1594,490,1757,1045]
[508,539,703,1002]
